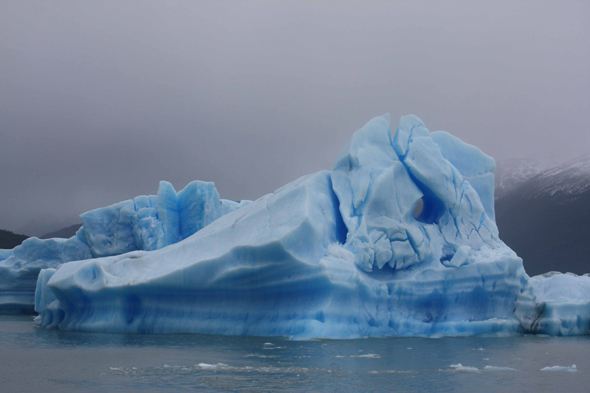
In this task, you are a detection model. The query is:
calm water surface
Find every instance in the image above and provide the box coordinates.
[1,315,588,392]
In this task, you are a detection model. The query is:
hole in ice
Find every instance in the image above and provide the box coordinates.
[413,195,445,224]
[413,198,423,218]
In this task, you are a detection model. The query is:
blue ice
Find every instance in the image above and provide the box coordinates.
[0,180,249,313]
[6,113,590,339]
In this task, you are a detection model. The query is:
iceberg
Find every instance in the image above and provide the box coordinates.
[527,273,590,336]
[0,180,250,313]
[0,237,91,314]
[25,114,590,338]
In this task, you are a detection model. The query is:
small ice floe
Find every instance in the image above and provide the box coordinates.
[541,365,577,372]
[195,363,314,374]
[198,363,228,370]
[483,366,517,372]
[477,348,484,351]
[262,342,284,350]
[350,354,381,358]
[109,367,123,371]
[407,347,412,350]
[449,364,479,373]
[335,355,346,358]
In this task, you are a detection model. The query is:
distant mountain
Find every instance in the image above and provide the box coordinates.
[495,158,546,199]
[0,229,28,250]
[495,155,590,276]
[40,223,82,239]
[15,213,81,238]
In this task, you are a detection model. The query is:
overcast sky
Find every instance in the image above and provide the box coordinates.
[1,1,589,235]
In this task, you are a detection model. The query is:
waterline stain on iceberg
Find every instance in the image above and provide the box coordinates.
[31,114,590,338]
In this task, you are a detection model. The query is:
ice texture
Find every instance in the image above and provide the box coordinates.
[25,114,590,337]
[0,237,91,313]
[528,273,590,336]
[0,181,248,313]
[430,131,496,221]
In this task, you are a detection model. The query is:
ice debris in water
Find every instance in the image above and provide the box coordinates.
[109,363,316,376]
[449,364,480,373]
[483,366,516,371]
[449,365,517,372]
[4,113,588,339]
[540,365,577,372]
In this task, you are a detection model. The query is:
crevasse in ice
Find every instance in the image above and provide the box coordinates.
[0,181,250,313]
[20,114,590,338]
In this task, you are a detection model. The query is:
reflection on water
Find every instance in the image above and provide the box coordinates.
[1,315,589,392]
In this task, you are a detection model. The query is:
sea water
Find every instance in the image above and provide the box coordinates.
[0,316,588,392]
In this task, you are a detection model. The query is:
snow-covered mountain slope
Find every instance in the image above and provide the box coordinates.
[496,155,590,201]
[495,158,546,200]
[495,155,590,276]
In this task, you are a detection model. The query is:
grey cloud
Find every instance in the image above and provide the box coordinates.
[1,1,589,234]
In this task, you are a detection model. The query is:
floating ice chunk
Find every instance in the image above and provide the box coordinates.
[541,365,577,372]
[198,363,227,370]
[527,273,590,336]
[449,364,480,373]
[483,366,516,371]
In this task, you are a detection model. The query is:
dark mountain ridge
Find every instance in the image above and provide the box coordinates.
[495,155,590,276]
[0,229,28,250]
[40,223,82,239]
